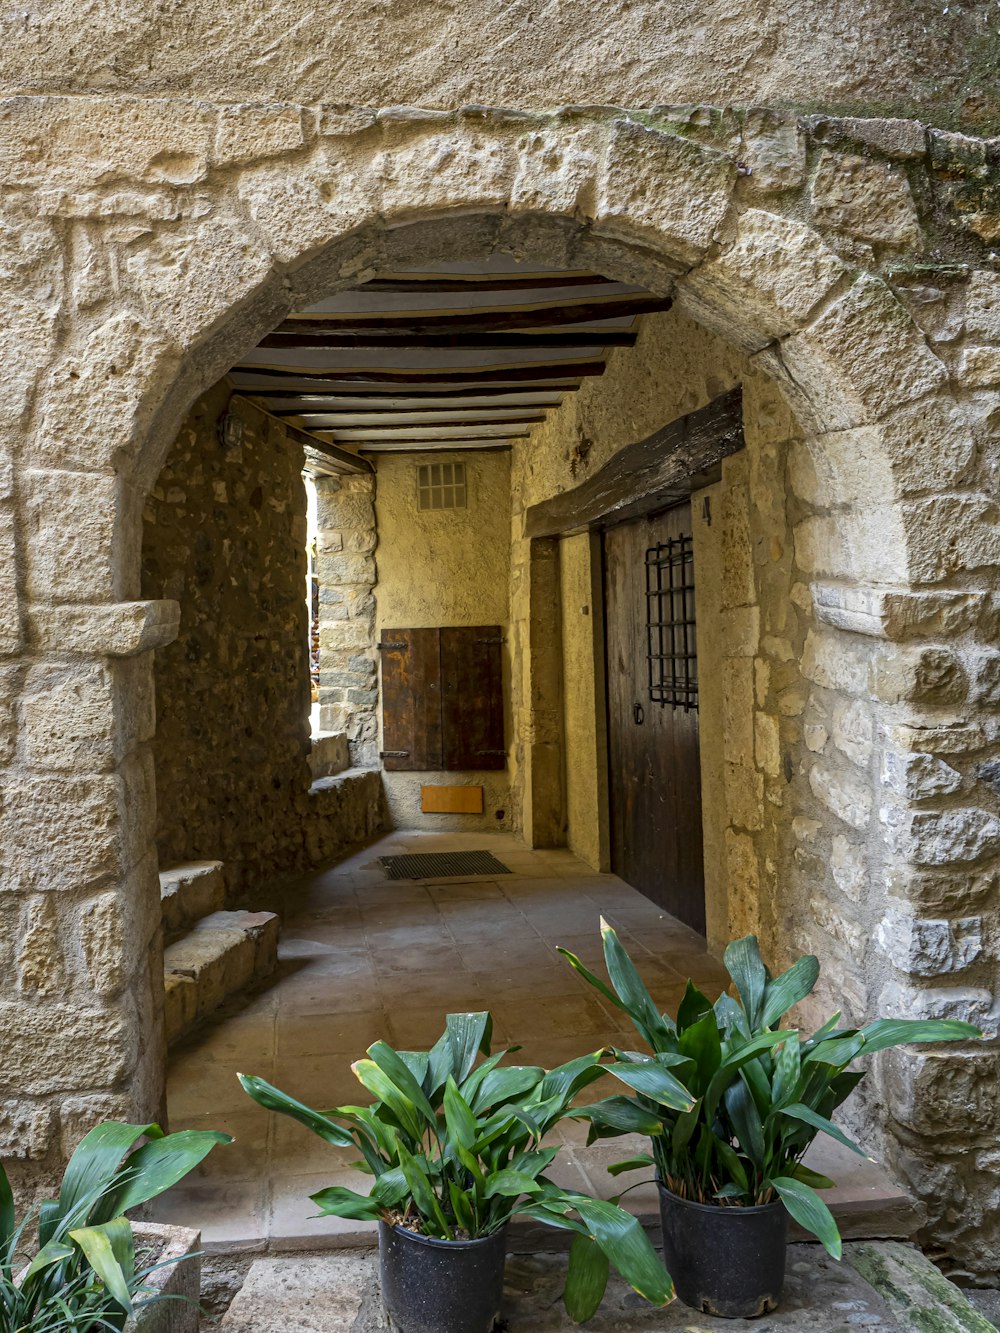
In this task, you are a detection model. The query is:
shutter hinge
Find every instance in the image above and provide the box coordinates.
[378,641,409,651]
[475,636,505,644]
[380,750,411,759]
[475,749,506,757]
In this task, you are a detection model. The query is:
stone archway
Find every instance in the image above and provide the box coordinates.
[6,104,998,1269]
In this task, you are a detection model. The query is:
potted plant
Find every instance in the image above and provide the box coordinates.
[240,1009,674,1331]
[560,923,980,1319]
[2,1119,230,1331]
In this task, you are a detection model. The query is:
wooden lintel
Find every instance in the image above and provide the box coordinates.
[358,273,615,293]
[234,396,372,474]
[522,388,744,540]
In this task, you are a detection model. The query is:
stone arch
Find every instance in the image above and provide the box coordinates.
[10,106,998,1268]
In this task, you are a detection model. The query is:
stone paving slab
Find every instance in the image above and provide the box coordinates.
[219,1242,994,1333]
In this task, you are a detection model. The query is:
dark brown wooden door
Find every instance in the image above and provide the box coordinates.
[604,504,706,933]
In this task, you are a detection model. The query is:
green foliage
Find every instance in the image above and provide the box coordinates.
[562,923,980,1258]
[240,1011,673,1321]
[0,1122,230,1332]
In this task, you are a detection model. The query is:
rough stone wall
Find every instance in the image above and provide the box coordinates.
[142,385,312,899]
[373,450,513,831]
[1,4,996,132]
[1,98,998,1271]
[142,386,386,900]
[315,472,379,767]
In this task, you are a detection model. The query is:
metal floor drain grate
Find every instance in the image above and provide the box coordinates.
[379,851,512,880]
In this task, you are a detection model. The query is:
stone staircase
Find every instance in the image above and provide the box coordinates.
[160,861,279,1045]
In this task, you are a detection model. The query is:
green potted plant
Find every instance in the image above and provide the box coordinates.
[240,1009,673,1332]
[560,923,980,1318]
[1,1119,230,1331]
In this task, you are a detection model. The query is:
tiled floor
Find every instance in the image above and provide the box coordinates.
[151,829,913,1252]
[152,830,725,1250]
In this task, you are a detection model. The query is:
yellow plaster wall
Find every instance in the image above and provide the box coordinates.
[373,449,515,832]
[558,533,610,871]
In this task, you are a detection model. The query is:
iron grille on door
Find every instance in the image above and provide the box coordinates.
[645,535,698,711]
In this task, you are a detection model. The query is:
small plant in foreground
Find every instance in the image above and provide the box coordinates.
[560,922,980,1258]
[240,1009,674,1321]
[0,1121,230,1332]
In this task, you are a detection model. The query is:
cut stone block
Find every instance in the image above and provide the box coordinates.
[308,732,351,781]
[164,910,279,1044]
[160,861,225,941]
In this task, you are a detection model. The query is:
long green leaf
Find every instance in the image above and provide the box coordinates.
[724,936,768,1029]
[0,1163,13,1255]
[309,1186,383,1221]
[564,1233,610,1323]
[601,922,675,1050]
[676,981,712,1034]
[352,1060,424,1140]
[106,1130,232,1215]
[21,1238,75,1288]
[367,1042,438,1129]
[239,1074,356,1147]
[761,954,819,1028]
[859,1018,981,1055]
[724,1079,765,1169]
[606,1155,655,1177]
[69,1219,134,1313]
[605,1062,694,1112]
[537,1053,606,1105]
[59,1123,162,1222]
[574,1196,673,1306]
[446,1012,492,1084]
[470,1065,544,1113]
[573,1098,664,1138]
[770,1176,842,1259]
[370,1168,409,1209]
[396,1144,450,1238]
[443,1077,478,1152]
[483,1169,541,1199]
[778,1104,869,1158]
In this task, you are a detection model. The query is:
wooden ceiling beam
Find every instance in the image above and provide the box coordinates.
[258,330,637,350]
[357,440,519,453]
[230,363,606,384]
[281,296,671,334]
[353,273,617,293]
[279,413,547,428]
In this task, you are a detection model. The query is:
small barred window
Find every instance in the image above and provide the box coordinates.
[417,461,467,511]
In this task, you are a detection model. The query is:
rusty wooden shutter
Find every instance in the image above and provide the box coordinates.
[379,628,443,770]
[441,626,506,771]
[380,626,505,772]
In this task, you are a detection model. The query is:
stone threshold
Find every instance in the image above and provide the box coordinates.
[218,1241,996,1332]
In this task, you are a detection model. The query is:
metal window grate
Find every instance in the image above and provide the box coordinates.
[379,850,512,880]
[646,535,698,711]
[417,461,467,511]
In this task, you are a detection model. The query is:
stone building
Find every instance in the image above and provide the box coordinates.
[1,0,999,1281]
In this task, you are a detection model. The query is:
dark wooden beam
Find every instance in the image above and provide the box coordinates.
[274,412,548,426]
[281,296,671,334]
[231,363,606,384]
[358,274,617,293]
[258,330,636,350]
[230,397,371,474]
[240,385,574,401]
[523,388,744,539]
[358,441,516,453]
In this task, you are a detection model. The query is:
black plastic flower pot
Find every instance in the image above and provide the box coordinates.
[378,1220,507,1333]
[657,1182,788,1318]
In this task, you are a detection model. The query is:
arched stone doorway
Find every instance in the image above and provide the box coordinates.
[8,106,998,1270]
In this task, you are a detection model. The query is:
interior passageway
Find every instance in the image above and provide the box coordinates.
[151,832,909,1252]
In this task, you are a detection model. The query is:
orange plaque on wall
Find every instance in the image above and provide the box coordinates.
[420,785,484,814]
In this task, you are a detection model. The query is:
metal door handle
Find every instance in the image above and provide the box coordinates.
[633,702,644,725]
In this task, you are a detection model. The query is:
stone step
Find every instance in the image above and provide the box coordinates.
[218,1242,995,1332]
[160,861,226,940]
[164,910,279,1044]
[308,731,351,780]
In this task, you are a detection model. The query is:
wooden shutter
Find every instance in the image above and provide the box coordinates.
[442,627,506,771]
[380,626,505,772]
[379,628,443,770]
